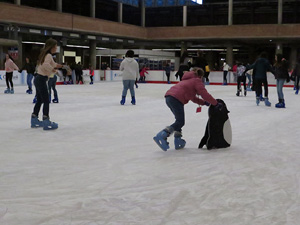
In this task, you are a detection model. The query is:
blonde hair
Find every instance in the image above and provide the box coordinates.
[38,38,57,65]
[191,67,204,78]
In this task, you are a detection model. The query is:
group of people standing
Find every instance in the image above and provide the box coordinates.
[233,51,295,108]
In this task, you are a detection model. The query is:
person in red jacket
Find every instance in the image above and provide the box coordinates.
[153,68,220,151]
[139,65,148,83]
[89,65,94,85]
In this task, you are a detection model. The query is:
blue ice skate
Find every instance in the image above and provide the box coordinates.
[296,89,299,95]
[259,95,264,101]
[33,96,37,104]
[275,99,285,108]
[10,88,14,94]
[174,131,186,150]
[153,130,170,151]
[131,96,136,105]
[52,98,59,103]
[256,97,260,106]
[4,88,10,94]
[31,115,43,128]
[264,98,271,107]
[43,117,58,130]
[120,96,125,105]
[153,127,173,151]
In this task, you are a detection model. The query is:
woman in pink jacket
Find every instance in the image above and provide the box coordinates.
[4,54,19,94]
[31,38,62,130]
[153,68,220,151]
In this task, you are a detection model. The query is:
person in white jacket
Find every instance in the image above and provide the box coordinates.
[223,61,231,85]
[119,50,139,105]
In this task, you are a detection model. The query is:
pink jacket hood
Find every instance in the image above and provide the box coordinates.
[165,71,217,106]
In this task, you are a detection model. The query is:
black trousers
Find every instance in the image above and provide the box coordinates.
[33,75,50,117]
[5,72,13,89]
[166,72,170,82]
[295,76,300,90]
[237,76,246,91]
[254,78,269,97]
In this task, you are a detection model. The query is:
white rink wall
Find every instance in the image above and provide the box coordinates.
[0,70,281,86]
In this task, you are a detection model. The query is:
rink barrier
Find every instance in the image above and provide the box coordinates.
[103,70,294,87]
[0,70,294,87]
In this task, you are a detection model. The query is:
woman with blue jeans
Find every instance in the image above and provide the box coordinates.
[19,57,35,94]
[274,54,290,108]
[153,68,219,151]
[119,50,139,105]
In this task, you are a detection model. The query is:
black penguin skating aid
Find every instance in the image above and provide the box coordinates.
[198,99,232,150]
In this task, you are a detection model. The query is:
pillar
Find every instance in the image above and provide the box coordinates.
[276,43,283,55]
[278,0,283,24]
[57,0,62,12]
[118,2,123,23]
[90,0,95,18]
[16,35,22,68]
[289,46,297,69]
[228,0,233,25]
[141,0,145,27]
[183,6,187,27]
[89,40,96,70]
[226,44,233,67]
[14,0,21,5]
[58,45,64,64]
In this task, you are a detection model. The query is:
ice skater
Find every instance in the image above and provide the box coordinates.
[291,56,300,95]
[236,62,247,96]
[273,54,290,108]
[31,38,62,130]
[245,52,275,106]
[119,50,139,105]
[153,68,220,151]
[19,57,35,94]
[48,71,59,103]
[89,65,94,84]
[175,51,190,81]
[4,54,19,94]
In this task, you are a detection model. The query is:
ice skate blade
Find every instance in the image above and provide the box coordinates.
[153,136,169,151]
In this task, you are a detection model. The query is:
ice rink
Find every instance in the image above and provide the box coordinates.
[0,82,300,225]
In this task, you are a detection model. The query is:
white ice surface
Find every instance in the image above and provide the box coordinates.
[0,82,300,225]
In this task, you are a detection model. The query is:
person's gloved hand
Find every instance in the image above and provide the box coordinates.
[204,101,210,106]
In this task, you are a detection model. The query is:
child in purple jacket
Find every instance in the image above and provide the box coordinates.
[153,68,219,151]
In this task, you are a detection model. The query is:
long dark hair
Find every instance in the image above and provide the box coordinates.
[38,38,57,65]
[6,54,14,62]
[4,54,14,65]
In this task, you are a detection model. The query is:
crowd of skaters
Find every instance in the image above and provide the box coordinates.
[1,40,300,135]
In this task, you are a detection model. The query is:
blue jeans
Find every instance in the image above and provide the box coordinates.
[122,80,135,97]
[165,96,185,132]
[27,73,33,90]
[276,78,285,99]
[246,73,252,88]
[48,75,58,99]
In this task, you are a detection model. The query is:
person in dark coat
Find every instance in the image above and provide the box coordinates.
[246,52,275,106]
[273,54,290,108]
